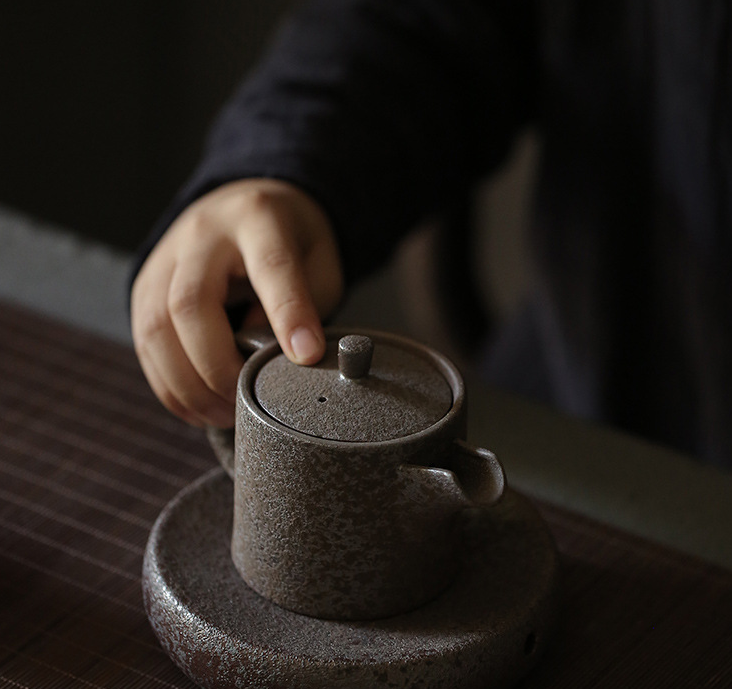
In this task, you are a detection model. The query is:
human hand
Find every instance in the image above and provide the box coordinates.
[130,178,344,428]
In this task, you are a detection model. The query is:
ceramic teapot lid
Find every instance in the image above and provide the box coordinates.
[253,334,452,442]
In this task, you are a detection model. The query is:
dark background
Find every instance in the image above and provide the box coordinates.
[0,1,294,251]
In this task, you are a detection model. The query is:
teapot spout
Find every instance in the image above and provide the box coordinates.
[397,441,504,512]
[450,440,505,508]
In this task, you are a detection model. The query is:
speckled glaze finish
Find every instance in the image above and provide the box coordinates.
[209,328,506,620]
[253,336,452,441]
[142,468,561,689]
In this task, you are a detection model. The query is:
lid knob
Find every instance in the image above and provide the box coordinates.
[338,335,374,379]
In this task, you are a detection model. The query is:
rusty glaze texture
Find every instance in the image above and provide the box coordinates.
[212,329,506,620]
[253,334,452,441]
[142,469,561,689]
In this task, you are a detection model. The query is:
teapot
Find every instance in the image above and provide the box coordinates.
[208,327,505,620]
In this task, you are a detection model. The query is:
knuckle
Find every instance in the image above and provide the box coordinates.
[178,207,213,240]
[168,280,205,319]
[133,307,169,346]
[240,186,280,215]
[257,246,297,274]
[269,293,306,322]
[200,365,237,398]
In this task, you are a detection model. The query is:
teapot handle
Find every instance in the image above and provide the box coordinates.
[206,425,237,479]
[399,441,505,510]
[234,326,278,355]
[206,327,277,479]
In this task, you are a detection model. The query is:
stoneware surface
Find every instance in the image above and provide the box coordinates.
[253,333,452,441]
[209,328,507,620]
[142,468,560,689]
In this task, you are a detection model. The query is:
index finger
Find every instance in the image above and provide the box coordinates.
[237,213,326,365]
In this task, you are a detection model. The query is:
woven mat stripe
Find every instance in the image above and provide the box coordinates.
[0,456,156,531]
[0,298,208,454]
[539,501,732,581]
[0,578,165,654]
[0,300,140,374]
[0,323,206,437]
[0,507,147,583]
[0,676,32,688]
[0,550,141,613]
[0,401,190,490]
[0,643,181,689]
[0,324,212,472]
[0,326,143,398]
[1,618,189,686]
[0,304,204,687]
[0,355,210,473]
[0,432,171,508]
[0,516,138,581]
[522,504,732,688]
[0,490,142,555]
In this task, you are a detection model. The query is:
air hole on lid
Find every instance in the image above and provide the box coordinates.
[318,396,327,403]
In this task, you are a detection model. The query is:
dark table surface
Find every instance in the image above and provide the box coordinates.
[1,300,731,688]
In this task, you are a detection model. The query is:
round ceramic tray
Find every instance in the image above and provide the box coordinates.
[143,468,560,689]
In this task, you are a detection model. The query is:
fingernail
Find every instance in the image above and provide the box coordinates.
[290,327,322,364]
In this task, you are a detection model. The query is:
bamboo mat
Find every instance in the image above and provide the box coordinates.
[0,300,730,689]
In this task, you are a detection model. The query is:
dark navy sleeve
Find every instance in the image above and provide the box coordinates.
[136,0,537,284]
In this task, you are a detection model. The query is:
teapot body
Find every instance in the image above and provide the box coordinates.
[210,328,505,620]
